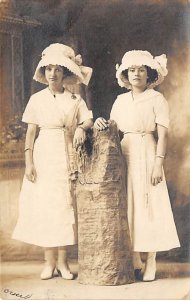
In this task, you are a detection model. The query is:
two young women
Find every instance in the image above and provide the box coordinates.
[13,45,180,282]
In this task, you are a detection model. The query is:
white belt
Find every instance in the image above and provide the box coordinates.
[40,126,65,130]
[123,131,153,136]
[124,131,154,219]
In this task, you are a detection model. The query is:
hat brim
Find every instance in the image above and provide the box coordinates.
[116,63,164,89]
[33,56,84,85]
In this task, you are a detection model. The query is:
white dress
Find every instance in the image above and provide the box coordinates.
[12,88,92,247]
[110,89,180,252]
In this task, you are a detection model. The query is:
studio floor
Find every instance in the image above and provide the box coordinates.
[1,260,190,300]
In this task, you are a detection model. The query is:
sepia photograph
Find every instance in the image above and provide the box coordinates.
[0,0,190,299]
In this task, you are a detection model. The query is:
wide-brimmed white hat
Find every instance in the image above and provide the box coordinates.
[33,43,93,86]
[116,50,168,89]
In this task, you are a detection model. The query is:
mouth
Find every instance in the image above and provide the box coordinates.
[49,77,57,81]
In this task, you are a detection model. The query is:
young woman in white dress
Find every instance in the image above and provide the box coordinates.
[12,43,93,280]
[95,50,180,281]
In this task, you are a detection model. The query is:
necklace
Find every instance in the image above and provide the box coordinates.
[48,87,64,98]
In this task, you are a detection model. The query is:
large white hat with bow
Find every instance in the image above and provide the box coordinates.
[33,43,93,86]
[116,50,168,89]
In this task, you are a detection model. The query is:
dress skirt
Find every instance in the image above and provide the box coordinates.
[121,132,180,252]
[12,128,76,247]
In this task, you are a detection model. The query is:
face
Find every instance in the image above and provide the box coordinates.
[127,65,148,89]
[45,65,64,86]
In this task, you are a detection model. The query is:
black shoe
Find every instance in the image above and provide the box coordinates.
[134,268,142,281]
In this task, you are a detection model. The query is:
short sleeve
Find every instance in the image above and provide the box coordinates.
[77,99,93,124]
[22,95,39,125]
[154,94,169,128]
[110,96,120,123]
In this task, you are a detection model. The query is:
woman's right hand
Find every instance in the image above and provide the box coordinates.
[25,163,37,183]
[94,117,109,131]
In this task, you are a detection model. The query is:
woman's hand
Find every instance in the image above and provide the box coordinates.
[151,124,167,186]
[73,127,86,150]
[151,163,163,186]
[94,117,109,131]
[25,163,37,183]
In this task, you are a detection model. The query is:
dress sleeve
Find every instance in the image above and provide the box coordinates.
[77,99,93,124]
[110,96,120,123]
[22,95,39,125]
[154,94,170,128]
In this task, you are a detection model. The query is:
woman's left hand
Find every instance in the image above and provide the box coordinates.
[73,127,86,150]
[151,164,163,186]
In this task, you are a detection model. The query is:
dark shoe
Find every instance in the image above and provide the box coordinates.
[134,268,142,280]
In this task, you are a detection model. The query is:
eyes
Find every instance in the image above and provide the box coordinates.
[45,65,63,73]
[128,67,147,74]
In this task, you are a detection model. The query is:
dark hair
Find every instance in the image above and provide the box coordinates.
[40,65,73,77]
[122,65,158,84]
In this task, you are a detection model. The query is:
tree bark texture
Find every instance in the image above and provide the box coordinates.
[76,121,135,285]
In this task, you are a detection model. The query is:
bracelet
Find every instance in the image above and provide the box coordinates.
[78,125,86,131]
[24,148,33,152]
[156,155,165,158]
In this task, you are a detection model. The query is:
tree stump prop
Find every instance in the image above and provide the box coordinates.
[76,121,135,285]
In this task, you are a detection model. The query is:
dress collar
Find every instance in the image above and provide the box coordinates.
[130,89,156,103]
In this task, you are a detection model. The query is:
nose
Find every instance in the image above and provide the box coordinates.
[134,69,140,76]
[50,68,56,76]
